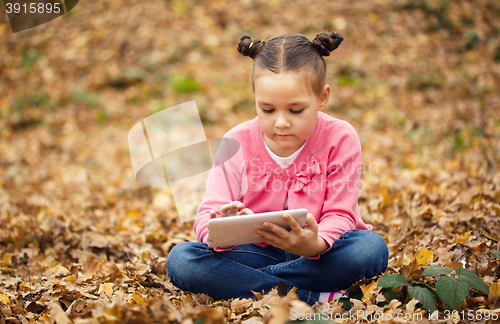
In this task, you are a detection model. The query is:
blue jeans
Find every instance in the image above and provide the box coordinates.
[166,229,388,305]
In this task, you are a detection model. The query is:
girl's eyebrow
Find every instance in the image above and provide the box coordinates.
[257,100,308,106]
[290,101,308,106]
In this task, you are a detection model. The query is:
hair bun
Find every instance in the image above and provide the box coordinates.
[237,35,265,59]
[312,32,343,56]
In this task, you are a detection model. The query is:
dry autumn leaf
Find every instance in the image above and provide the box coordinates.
[455,230,472,244]
[491,282,500,297]
[98,283,114,298]
[0,294,9,305]
[360,280,379,303]
[48,302,71,324]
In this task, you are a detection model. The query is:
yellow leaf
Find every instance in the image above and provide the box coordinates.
[80,292,99,299]
[360,280,378,303]
[127,210,140,218]
[64,274,76,282]
[491,282,500,296]
[416,249,434,266]
[98,283,113,297]
[0,293,9,304]
[455,231,471,244]
[115,225,128,231]
[1,253,11,266]
[133,291,144,305]
[381,188,392,206]
[212,300,225,306]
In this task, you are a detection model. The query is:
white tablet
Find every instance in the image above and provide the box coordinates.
[207,208,308,248]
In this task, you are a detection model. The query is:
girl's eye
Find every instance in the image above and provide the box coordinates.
[290,109,304,114]
[260,108,305,114]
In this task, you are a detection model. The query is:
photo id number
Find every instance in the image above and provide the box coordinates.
[5,2,62,14]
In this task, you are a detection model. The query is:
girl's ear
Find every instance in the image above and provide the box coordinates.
[318,84,331,111]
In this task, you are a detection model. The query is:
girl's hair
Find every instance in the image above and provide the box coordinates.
[237,32,343,97]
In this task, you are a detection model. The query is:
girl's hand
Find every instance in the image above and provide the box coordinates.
[255,213,329,257]
[209,201,254,219]
[209,201,254,249]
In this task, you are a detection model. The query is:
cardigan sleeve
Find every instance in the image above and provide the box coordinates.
[193,135,247,252]
[308,121,362,259]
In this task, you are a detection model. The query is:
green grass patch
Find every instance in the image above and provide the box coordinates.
[407,72,446,90]
[170,74,201,94]
[21,47,43,70]
[72,90,100,107]
[335,68,366,89]
[7,92,52,117]
[95,110,107,124]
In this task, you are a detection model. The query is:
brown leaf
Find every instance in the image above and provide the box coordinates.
[97,283,113,297]
[81,231,109,249]
[349,299,365,313]
[230,297,254,314]
[406,298,420,313]
[49,302,71,324]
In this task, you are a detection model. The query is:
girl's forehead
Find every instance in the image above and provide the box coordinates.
[254,76,315,103]
[254,73,317,100]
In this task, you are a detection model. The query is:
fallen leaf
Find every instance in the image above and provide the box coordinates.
[98,283,113,297]
[64,274,76,282]
[230,298,254,314]
[455,231,472,244]
[360,280,378,303]
[133,291,144,305]
[491,282,500,297]
[350,298,366,313]
[406,298,419,312]
[49,302,71,324]
[1,253,11,266]
[0,293,9,305]
[416,249,434,266]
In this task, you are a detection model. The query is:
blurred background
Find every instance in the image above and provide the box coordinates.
[0,0,499,318]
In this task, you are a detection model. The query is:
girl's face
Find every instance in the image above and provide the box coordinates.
[254,72,330,157]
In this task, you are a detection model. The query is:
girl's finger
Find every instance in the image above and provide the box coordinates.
[262,221,288,238]
[283,214,302,232]
[256,229,276,242]
[232,201,244,209]
[258,232,284,250]
[305,213,318,231]
[221,204,230,213]
[230,201,244,213]
[238,208,254,215]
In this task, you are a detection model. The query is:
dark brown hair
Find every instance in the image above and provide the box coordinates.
[237,32,343,96]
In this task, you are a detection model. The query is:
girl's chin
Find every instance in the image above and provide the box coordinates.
[276,142,303,152]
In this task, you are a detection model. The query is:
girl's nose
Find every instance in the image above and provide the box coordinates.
[275,114,290,128]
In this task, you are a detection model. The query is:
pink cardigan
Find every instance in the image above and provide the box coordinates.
[194,111,372,259]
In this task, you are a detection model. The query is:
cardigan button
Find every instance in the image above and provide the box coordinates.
[281,174,288,180]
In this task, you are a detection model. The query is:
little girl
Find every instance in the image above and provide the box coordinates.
[167,32,388,306]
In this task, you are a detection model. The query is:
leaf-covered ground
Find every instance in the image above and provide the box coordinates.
[1,0,500,323]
